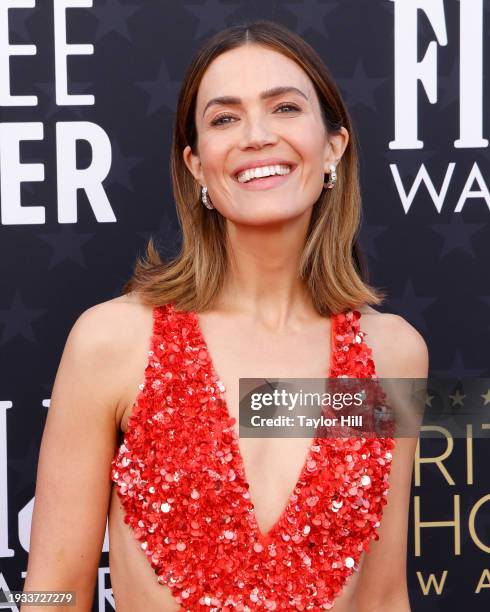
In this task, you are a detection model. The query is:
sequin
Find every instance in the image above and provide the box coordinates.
[111,302,396,610]
[361,475,371,486]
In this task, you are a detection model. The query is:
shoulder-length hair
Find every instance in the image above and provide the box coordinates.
[122,19,386,316]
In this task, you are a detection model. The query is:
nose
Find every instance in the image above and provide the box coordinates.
[238,115,279,149]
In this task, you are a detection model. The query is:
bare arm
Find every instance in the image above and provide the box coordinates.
[356,315,429,612]
[22,302,128,611]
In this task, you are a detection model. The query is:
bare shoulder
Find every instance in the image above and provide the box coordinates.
[70,292,154,415]
[357,304,429,378]
[73,292,151,352]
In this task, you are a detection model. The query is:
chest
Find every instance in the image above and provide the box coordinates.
[195,311,334,421]
[111,304,394,610]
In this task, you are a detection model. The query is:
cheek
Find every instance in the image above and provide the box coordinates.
[294,132,325,163]
[284,121,326,169]
[199,137,231,175]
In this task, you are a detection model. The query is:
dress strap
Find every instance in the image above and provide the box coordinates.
[330,309,377,378]
[124,303,173,432]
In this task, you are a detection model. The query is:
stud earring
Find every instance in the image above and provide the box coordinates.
[323,163,337,189]
[201,186,214,210]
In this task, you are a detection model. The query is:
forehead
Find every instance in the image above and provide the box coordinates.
[196,45,315,111]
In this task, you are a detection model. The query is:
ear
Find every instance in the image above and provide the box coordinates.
[183,145,205,185]
[323,126,349,172]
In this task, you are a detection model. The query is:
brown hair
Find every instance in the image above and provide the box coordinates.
[122,19,386,316]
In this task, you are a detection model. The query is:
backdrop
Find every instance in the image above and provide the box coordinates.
[1,1,489,610]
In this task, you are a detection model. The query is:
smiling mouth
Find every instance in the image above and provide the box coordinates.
[232,164,296,184]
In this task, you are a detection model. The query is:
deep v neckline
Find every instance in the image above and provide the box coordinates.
[113,303,395,610]
[188,306,338,544]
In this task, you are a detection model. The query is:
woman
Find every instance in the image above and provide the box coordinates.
[24,20,428,612]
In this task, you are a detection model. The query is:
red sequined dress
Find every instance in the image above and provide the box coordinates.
[111,302,396,611]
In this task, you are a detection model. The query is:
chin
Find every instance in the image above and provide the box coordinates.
[234,207,310,227]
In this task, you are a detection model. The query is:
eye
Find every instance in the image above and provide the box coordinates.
[210,103,301,126]
[275,103,301,113]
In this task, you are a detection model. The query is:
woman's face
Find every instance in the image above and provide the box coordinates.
[183,44,348,226]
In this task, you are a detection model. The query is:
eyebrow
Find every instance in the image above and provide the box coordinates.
[202,85,309,117]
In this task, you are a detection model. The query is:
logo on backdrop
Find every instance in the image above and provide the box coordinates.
[0,0,114,226]
[389,0,489,214]
[0,1,488,225]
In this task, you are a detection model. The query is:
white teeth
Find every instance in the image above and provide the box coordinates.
[236,164,292,183]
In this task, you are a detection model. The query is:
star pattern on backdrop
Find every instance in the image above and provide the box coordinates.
[428,215,485,259]
[359,223,390,262]
[133,211,182,263]
[481,389,490,406]
[1,3,488,608]
[91,0,142,42]
[184,0,241,39]
[382,150,438,182]
[0,292,47,346]
[155,210,183,257]
[134,211,182,257]
[36,226,96,270]
[388,278,436,334]
[8,2,37,41]
[34,82,65,121]
[335,60,387,112]
[433,352,488,378]
[107,139,144,192]
[229,0,284,21]
[137,59,182,116]
[448,388,466,407]
[283,0,340,38]
[34,81,95,120]
[380,0,435,39]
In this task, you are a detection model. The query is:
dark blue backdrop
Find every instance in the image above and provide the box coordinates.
[1,1,489,610]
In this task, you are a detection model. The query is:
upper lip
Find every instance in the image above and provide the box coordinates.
[232,158,297,178]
